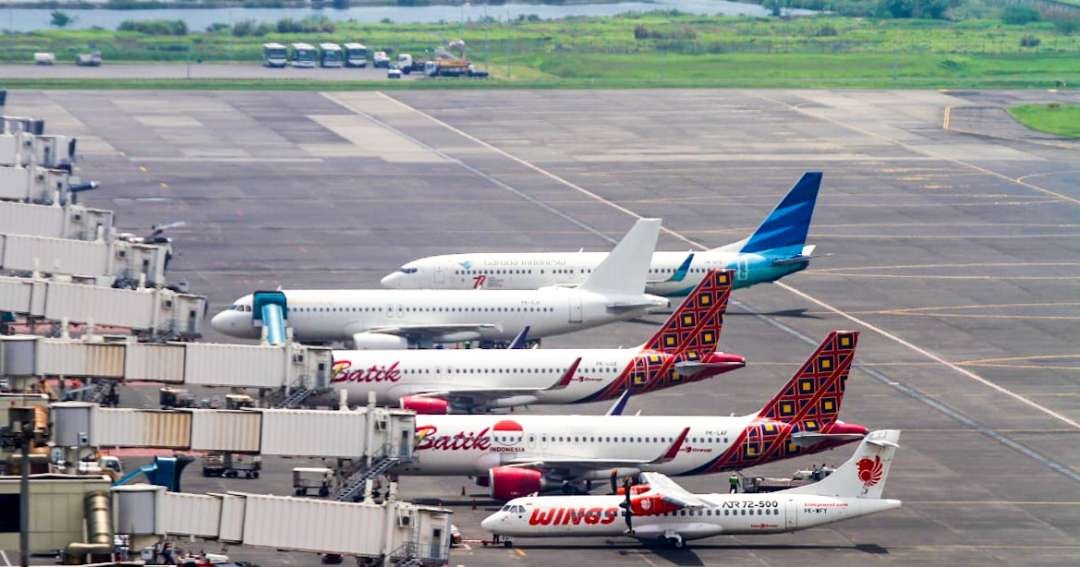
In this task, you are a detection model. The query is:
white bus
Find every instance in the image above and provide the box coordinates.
[262,43,287,68]
[319,43,343,68]
[343,43,368,67]
[290,43,316,68]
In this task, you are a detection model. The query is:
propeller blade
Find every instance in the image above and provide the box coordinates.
[622,477,633,533]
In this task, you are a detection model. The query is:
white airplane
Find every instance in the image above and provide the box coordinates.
[326,270,745,413]
[381,173,821,296]
[481,430,902,549]
[211,219,669,348]
[395,331,869,500]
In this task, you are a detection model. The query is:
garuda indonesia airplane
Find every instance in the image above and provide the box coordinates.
[381,172,822,296]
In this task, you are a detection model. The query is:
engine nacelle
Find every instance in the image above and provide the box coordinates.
[350,332,409,350]
[488,466,544,501]
[616,484,650,496]
[629,493,681,517]
[400,396,449,415]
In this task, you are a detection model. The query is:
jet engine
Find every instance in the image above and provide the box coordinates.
[629,493,681,517]
[400,396,449,415]
[488,466,544,501]
[350,332,409,350]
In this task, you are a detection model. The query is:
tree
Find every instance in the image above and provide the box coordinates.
[50,11,73,28]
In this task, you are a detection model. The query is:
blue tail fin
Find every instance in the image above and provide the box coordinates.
[740,172,821,254]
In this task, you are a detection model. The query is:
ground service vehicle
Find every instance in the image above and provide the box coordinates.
[75,52,102,67]
[263,43,288,67]
[293,467,333,497]
[319,43,343,68]
[344,43,368,67]
[290,43,317,68]
[373,51,390,68]
[202,453,262,478]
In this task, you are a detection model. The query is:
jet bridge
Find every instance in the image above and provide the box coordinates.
[0,130,76,169]
[0,231,169,286]
[0,164,95,204]
[0,200,114,241]
[112,485,452,566]
[0,334,331,391]
[0,274,205,338]
[49,402,416,463]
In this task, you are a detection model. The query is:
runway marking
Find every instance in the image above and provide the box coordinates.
[957,354,1080,365]
[138,165,148,172]
[514,548,527,557]
[756,93,1080,207]
[805,273,1080,282]
[128,157,324,163]
[373,92,1080,480]
[0,549,10,567]
[806,233,1080,241]
[943,106,951,130]
[814,262,1080,272]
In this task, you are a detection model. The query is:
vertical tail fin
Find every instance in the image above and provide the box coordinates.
[579,218,661,295]
[739,172,821,254]
[786,430,901,499]
[643,269,733,355]
[757,331,858,429]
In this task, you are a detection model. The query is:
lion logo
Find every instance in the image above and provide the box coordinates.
[856,456,884,487]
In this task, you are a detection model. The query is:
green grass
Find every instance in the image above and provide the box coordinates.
[4,14,1080,89]
[1008,103,1080,138]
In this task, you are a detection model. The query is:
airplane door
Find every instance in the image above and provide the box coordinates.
[434,266,445,285]
[784,497,797,530]
[390,304,403,319]
[568,296,583,324]
[737,257,750,281]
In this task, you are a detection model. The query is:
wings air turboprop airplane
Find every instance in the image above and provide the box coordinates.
[395,330,868,500]
[381,172,822,296]
[326,270,744,413]
[482,430,902,549]
[211,218,669,348]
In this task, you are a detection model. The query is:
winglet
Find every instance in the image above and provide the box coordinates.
[605,389,632,416]
[653,427,690,463]
[669,252,694,282]
[579,218,661,295]
[507,326,530,349]
[548,357,582,390]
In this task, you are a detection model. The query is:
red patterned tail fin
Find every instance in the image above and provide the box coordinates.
[757,331,858,426]
[643,269,733,355]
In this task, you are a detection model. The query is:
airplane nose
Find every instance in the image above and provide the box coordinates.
[380,272,401,288]
[210,310,227,333]
[480,513,498,531]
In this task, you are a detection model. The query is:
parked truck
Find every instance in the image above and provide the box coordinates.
[293,466,333,497]
[202,452,262,479]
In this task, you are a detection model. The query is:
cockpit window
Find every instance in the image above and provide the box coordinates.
[400,267,418,274]
[501,505,511,512]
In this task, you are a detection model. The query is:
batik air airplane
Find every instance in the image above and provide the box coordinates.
[482,430,902,549]
[211,219,669,348]
[327,270,744,413]
[381,173,821,296]
[397,330,868,500]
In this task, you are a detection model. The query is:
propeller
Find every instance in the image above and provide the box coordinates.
[147,221,187,243]
[609,469,618,495]
[619,477,634,533]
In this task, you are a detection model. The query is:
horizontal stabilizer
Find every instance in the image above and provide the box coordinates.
[789,431,866,449]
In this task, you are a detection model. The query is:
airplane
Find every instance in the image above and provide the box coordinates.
[381,172,821,296]
[481,430,902,549]
[325,270,745,413]
[395,330,868,500]
[211,218,670,348]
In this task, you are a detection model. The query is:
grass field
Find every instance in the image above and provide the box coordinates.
[3,14,1080,89]
[1008,103,1080,137]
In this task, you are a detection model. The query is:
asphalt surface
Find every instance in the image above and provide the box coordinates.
[3,88,1079,566]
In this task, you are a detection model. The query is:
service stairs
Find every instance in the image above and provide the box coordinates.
[272,385,329,409]
[333,455,401,502]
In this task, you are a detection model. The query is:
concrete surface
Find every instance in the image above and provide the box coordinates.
[3,87,1079,566]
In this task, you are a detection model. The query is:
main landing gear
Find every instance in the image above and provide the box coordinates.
[663,531,685,549]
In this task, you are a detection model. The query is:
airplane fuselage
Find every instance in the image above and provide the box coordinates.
[483,493,901,540]
[381,249,809,296]
[399,414,855,478]
[212,286,669,345]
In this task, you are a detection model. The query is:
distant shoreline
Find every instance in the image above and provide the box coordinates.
[0,0,636,9]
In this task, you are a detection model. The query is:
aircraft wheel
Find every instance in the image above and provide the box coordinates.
[252,471,260,479]
[667,536,685,549]
[503,540,513,548]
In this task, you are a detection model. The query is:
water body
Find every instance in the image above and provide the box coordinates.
[0,1,810,32]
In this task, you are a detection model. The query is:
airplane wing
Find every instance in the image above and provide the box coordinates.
[504,427,689,472]
[396,358,581,410]
[361,323,497,340]
[638,472,710,509]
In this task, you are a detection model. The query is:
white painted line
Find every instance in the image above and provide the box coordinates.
[374,91,1080,433]
[0,549,10,567]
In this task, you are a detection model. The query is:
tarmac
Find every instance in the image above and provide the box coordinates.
[3,88,1079,566]
[0,62,420,81]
